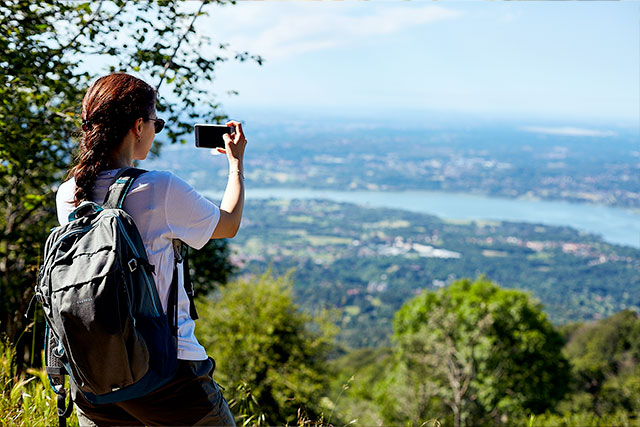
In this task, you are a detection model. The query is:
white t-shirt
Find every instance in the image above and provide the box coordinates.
[56,169,220,361]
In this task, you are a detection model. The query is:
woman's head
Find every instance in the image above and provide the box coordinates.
[71,73,158,205]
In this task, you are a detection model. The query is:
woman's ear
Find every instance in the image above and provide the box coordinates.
[133,117,144,139]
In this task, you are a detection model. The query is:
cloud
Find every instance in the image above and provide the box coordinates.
[520,126,617,137]
[202,4,462,60]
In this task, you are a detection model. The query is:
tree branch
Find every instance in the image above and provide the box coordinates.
[57,0,106,52]
[156,0,208,93]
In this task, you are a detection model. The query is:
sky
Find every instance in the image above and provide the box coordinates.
[187,1,639,127]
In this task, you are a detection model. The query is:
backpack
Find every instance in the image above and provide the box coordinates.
[35,167,197,426]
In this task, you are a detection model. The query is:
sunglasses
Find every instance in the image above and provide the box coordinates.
[147,118,165,134]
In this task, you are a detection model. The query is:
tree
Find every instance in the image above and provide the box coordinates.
[561,310,640,416]
[189,239,236,297]
[0,0,260,368]
[195,271,337,425]
[378,276,570,427]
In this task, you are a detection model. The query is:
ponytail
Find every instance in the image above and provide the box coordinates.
[69,73,156,206]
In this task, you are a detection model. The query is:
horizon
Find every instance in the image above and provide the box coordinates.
[71,2,640,128]
[211,105,640,133]
[198,2,639,125]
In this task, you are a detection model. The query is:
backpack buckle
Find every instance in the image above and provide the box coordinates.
[53,342,65,358]
[172,240,183,262]
[128,258,138,272]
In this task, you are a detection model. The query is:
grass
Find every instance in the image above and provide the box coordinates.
[0,336,78,426]
[528,411,639,427]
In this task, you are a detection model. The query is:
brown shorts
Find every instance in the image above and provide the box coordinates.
[71,357,236,426]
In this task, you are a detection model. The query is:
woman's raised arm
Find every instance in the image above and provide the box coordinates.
[211,121,246,239]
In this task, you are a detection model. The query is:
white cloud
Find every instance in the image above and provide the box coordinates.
[201,3,462,60]
[520,126,617,137]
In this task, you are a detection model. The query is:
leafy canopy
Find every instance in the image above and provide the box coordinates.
[561,310,640,416]
[0,0,260,363]
[379,276,570,427]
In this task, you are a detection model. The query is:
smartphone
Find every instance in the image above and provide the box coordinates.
[194,124,234,149]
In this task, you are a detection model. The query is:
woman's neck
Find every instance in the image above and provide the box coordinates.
[106,137,135,169]
[105,157,133,169]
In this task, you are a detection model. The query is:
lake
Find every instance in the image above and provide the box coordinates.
[203,187,640,248]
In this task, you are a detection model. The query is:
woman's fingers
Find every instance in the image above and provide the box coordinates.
[225,120,242,129]
[225,120,245,144]
[221,120,246,163]
[234,122,244,142]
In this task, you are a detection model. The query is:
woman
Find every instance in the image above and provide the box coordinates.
[55,73,245,426]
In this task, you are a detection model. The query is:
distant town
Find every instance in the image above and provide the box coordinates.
[144,119,640,346]
[228,199,639,347]
[152,120,640,209]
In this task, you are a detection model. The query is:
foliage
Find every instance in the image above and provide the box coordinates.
[552,310,640,421]
[0,0,257,366]
[0,336,78,426]
[189,239,236,297]
[528,410,638,427]
[378,276,570,427]
[1,0,85,349]
[196,271,337,425]
[327,347,392,426]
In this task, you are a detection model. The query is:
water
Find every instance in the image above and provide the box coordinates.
[204,188,640,248]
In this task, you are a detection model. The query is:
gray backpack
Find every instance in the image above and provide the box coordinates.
[36,168,191,426]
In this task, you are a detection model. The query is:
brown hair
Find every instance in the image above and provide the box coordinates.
[69,73,156,206]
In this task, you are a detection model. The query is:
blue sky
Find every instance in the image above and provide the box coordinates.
[193,1,638,126]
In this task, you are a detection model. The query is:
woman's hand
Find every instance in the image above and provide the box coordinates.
[211,120,246,239]
[216,120,246,169]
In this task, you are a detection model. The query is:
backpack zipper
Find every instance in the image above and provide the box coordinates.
[42,224,98,279]
[48,225,96,258]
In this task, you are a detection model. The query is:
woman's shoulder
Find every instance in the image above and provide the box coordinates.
[56,177,75,203]
[137,168,173,183]
[138,169,196,190]
[57,176,75,191]
[134,169,197,196]
[58,169,180,190]
[131,168,191,187]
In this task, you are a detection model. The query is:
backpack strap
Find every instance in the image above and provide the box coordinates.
[44,325,74,427]
[102,167,147,209]
[167,240,180,340]
[169,240,200,322]
[182,245,199,320]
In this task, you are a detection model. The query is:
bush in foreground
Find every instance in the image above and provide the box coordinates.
[196,271,338,426]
